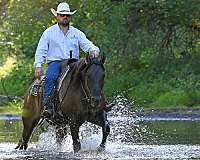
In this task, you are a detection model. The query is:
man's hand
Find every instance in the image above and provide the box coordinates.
[89,50,99,58]
[35,67,43,78]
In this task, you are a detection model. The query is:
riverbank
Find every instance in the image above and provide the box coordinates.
[136,108,200,119]
[0,108,21,115]
[0,98,200,118]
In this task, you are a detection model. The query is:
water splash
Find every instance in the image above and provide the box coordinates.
[108,95,158,145]
[35,95,158,150]
[0,96,200,159]
[109,94,136,117]
[0,142,200,160]
[36,127,57,152]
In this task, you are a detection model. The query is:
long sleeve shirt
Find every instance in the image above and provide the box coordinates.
[34,24,100,67]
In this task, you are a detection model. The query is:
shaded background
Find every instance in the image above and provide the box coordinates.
[0,0,200,110]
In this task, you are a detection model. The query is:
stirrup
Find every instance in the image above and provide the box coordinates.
[42,107,53,118]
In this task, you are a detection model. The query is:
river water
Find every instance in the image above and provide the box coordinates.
[0,104,200,159]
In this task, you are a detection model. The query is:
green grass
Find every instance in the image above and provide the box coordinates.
[0,53,200,112]
[0,100,22,115]
[105,66,200,108]
[152,90,189,108]
[0,57,34,96]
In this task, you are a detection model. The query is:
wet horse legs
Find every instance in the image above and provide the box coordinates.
[15,117,40,150]
[56,127,68,145]
[100,112,110,148]
[70,123,81,153]
[89,111,110,149]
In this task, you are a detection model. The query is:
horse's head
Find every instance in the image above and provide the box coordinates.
[78,54,105,108]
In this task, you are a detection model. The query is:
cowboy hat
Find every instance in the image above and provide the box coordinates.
[51,2,76,16]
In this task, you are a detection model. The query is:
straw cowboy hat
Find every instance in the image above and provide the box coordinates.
[50,2,77,16]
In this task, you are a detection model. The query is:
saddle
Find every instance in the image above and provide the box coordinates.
[48,60,77,125]
[30,59,77,125]
[30,59,77,97]
[57,59,77,102]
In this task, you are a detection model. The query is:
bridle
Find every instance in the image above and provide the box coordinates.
[80,60,105,108]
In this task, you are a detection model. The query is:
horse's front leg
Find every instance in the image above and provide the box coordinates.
[89,111,110,150]
[99,111,110,148]
[70,123,81,153]
[56,127,67,145]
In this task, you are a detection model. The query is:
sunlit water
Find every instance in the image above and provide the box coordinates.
[0,96,200,159]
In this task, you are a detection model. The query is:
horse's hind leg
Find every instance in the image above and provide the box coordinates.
[89,111,110,149]
[15,117,40,150]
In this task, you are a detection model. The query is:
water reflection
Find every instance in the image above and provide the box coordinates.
[0,113,200,159]
[146,121,200,145]
[1,114,200,145]
[0,116,22,142]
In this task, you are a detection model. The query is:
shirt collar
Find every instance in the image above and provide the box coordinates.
[56,23,71,33]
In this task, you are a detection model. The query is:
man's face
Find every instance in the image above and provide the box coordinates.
[57,14,71,27]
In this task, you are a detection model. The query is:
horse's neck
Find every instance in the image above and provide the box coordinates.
[64,61,87,100]
[70,76,86,98]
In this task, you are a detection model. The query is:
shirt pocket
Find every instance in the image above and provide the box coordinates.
[69,35,78,48]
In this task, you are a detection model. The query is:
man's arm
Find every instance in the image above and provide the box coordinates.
[34,31,49,78]
[78,30,100,57]
[34,31,49,68]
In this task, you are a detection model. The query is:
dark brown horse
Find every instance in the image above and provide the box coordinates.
[15,54,113,152]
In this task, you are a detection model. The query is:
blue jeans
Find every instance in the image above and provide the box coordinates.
[44,61,61,105]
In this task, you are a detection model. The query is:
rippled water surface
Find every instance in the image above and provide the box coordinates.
[1,104,200,159]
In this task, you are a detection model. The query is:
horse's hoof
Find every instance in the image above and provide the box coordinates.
[74,148,80,153]
[15,143,28,150]
[15,145,20,150]
[73,145,81,153]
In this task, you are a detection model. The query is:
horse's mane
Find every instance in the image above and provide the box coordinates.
[77,55,105,70]
[75,58,87,74]
[77,57,87,67]
[72,55,105,79]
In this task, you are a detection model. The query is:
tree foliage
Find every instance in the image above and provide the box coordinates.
[0,0,200,107]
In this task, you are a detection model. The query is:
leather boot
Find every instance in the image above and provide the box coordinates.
[42,104,53,118]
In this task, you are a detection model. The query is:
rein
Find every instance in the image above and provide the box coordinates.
[80,61,104,107]
[54,58,104,110]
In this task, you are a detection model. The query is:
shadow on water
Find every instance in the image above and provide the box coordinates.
[0,96,200,159]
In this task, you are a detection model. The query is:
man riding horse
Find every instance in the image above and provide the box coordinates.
[16,2,115,152]
[34,2,101,118]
